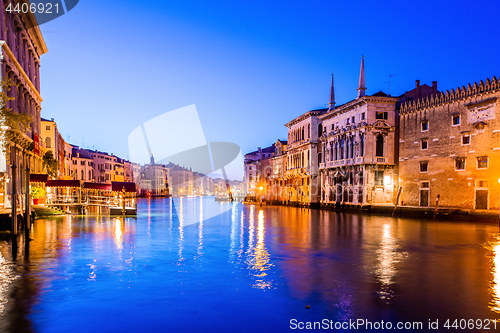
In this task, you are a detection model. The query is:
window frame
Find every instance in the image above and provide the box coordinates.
[477,156,488,170]
[421,120,429,132]
[461,134,471,145]
[420,161,428,173]
[452,114,460,127]
[455,158,466,171]
[421,139,428,150]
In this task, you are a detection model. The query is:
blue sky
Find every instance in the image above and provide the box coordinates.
[39,0,500,161]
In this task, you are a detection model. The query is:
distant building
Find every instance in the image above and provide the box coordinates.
[244,145,275,199]
[71,146,94,182]
[399,76,500,210]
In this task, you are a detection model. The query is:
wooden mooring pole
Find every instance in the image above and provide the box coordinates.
[392,187,402,217]
[434,194,441,220]
[11,163,17,235]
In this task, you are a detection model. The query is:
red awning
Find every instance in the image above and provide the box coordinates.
[83,182,111,191]
[111,182,136,192]
[46,180,82,188]
[30,174,48,183]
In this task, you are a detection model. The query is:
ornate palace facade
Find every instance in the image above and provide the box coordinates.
[0,1,47,206]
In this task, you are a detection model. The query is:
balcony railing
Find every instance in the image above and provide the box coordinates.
[318,156,392,169]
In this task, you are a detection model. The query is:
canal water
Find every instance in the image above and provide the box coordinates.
[0,197,499,332]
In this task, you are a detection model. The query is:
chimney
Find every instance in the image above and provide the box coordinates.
[432,81,438,95]
[51,118,54,122]
[415,80,421,99]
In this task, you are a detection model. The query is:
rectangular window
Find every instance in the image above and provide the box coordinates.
[361,113,365,120]
[374,170,384,186]
[455,158,466,171]
[462,134,470,145]
[421,120,429,132]
[420,161,428,173]
[376,112,388,120]
[421,181,430,189]
[477,180,488,188]
[346,118,350,124]
[452,114,460,126]
[45,125,50,130]
[421,139,428,150]
[477,156,488,169]
[351,116,355,124]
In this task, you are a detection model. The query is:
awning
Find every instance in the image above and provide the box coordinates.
[30,174,48,183]
[111,182,136,192]
[83,182,111,191]
[46,180,82,188]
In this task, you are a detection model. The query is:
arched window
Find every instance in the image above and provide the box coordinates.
[307,151,310,167]
[302,127,304,140]
[330,142,334,161]
[45,137,51,148]
[376,135,384,157]
[308,124,310,138]
[335,141,338,160]
[318,124,323,137]
[318,153,322,165]
[346,138,350,159]
[81,170,84,179]
[350,136,354,158]
[89,170,92,180]
[360,133,365,156]
[340,138,344,159]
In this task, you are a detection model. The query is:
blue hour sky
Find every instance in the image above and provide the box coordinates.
[39,0,500,162]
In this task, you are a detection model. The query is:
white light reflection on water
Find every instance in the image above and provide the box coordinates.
[0,253,16,314]
[246,209,273,289]
[487,234,500,313]
[375,223,407,300]
[114,217,123,249]
[178,197,184,263]
[197,198,204,257]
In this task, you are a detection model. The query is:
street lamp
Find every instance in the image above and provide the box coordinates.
[259,186,263,206]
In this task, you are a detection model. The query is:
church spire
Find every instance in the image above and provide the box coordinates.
[328,74,335,110]
[357,55,366,98]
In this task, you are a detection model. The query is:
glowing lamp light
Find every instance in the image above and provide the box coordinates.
[259,186,263,191]
[498,178,500,184]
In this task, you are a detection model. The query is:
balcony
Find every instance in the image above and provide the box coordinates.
[318,156,393,169]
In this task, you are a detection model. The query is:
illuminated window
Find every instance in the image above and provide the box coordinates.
[477,156,488,169]
[376,112,388,120]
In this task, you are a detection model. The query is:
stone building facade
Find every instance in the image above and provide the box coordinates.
[399,76,500,210]
[284,109,325,204]
[0,2,47,207]
[318,58,399,206]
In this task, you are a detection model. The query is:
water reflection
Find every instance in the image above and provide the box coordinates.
[0,199,499,333]
[488,234,500,313]
[374,223,407,300]
[246,209,273,289]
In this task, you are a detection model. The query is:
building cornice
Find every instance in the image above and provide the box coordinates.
[320,95,398,122]
[0,41,43,102]
[285,109,327,128]
[400,76,500,114]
